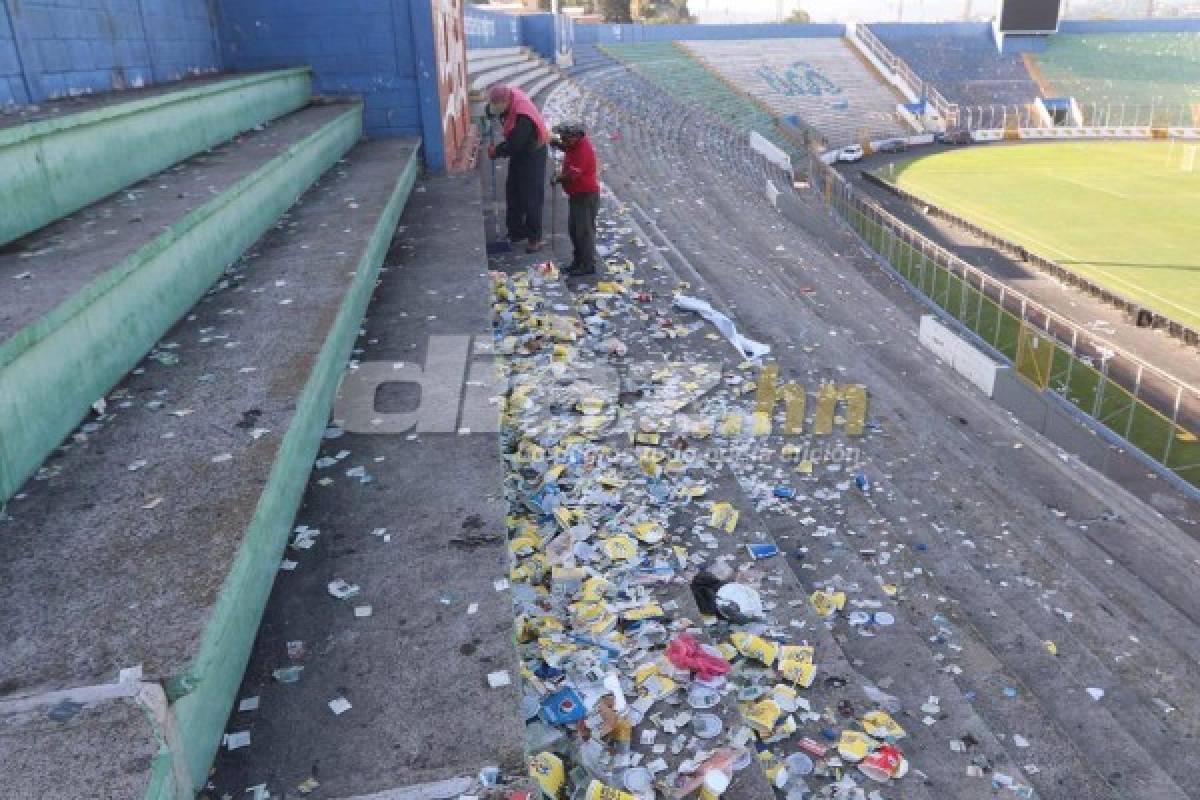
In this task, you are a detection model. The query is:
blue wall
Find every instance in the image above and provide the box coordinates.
[520,13,557,60]
[1,4,25,105]
[217,1,418,137]
[0,0,219,106]
[216,0,451,170]
[572,22,844,44]
[465,4,520,49]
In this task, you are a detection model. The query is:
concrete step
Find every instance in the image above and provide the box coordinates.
[0,102,362,505]
[470,58,547,94]
[467,50,532,76]
[525,71,561,101]
[467,45,527,62]
[0,137,420,798]
[468,61,554,118]
[509,64,555,94]
[210,171,527,799]
[0,68,312,247]
[0,673,184,798]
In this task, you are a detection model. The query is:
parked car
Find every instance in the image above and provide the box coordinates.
[936,129,973,145]
[837,144,864,163]
[876,138,908,154]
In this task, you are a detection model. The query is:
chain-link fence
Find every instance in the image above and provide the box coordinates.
[810,154,1200,488]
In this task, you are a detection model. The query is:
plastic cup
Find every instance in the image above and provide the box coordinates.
[688,685,721,709]
[859,745,903,783]
[692,712,724,739]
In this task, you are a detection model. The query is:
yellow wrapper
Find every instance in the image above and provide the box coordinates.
[530,752,565,800]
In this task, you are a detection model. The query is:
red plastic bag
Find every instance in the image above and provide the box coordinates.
[666,633,730,680]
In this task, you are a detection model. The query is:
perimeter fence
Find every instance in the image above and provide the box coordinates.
[810,154,1200,488]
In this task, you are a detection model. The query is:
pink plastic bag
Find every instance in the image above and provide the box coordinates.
[666,633,730,680]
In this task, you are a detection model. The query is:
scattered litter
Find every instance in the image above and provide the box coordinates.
[272,666,303,684]
[328,696,352,715]
[223,731,251,750]
[327,579,360,599]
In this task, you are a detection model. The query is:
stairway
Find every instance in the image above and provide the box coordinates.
[564,43,616,77]
[468,45,562,118]
[0,71,420,800]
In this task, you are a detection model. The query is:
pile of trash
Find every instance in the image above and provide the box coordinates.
[492,255,917,800]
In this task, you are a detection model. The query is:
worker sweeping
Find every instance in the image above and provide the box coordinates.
[549,122,600,276]
[486,84,549,253]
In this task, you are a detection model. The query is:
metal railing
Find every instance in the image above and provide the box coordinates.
[852,24,959,124]
[810,154,1200,488]
[956,102,1199,130]
[1076,102,1198,128]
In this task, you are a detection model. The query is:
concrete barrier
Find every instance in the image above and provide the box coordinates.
[750,130,793,176]
[0,105,362,504]
[0,69,312,247]
[919,315,1003,397]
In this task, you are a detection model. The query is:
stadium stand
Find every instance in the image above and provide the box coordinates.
[683,38,910,146]
[1034,33,1200,111]
[566,43,616,77]
[0,72,419,797]
[870,23,1041,107]
[599,42,797,155]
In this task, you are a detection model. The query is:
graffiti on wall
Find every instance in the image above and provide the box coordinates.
[755,62,842,98]
[433,0,470,166]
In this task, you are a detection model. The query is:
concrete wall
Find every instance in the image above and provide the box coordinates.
[217,0,418,137]
[573,21,845,43]
[0,0,220,106]
[464,3,521,49]
[215,0,461,170]
[520,13,557,60]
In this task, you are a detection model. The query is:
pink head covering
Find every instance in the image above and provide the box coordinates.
[488,83,549,146]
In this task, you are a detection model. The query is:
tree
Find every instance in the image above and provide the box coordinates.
[600,0,633,22]
[784,9,811,23]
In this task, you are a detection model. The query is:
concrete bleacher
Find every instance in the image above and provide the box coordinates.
[683,38,910,147]
[0,71,419,799]
[870,23,1040,107]
[1034,32,1200,111]
[467,45,562,118]
[566,43,615,77]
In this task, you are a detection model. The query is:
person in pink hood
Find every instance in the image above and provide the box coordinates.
[486,84,550,253]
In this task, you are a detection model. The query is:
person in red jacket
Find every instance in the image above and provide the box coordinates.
[550,122,600,276]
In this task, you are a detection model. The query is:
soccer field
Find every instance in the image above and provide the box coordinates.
[882,141,1200,330]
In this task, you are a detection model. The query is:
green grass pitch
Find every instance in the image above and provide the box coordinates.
[881,141,1200,330]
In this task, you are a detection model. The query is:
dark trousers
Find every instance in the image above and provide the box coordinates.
[568,192,599,271]
[505,147,546,242]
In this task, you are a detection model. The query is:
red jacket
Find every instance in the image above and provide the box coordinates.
[559,135,600,196]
